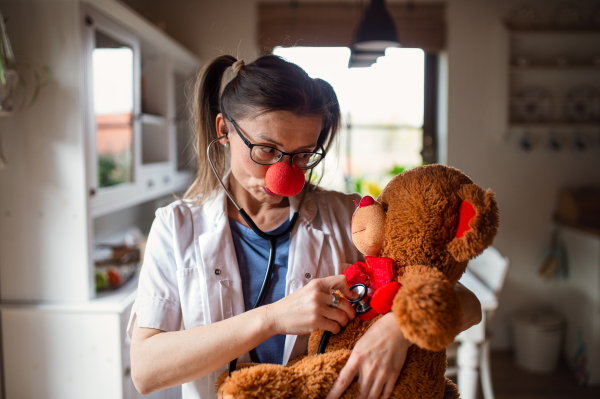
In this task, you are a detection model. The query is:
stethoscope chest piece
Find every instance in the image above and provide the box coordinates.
[347,283,371,315]
[317,283,372,355]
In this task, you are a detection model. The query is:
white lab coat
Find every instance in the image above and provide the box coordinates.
[127,183,362,398]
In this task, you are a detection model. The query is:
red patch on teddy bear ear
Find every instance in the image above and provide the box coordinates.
[455,201,476,238]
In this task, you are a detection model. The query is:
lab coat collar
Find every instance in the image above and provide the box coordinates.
[201,172,319,227]
[199,173,230,227]
[289,185,318,225]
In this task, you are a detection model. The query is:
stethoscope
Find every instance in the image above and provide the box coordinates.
[316,283,372,355]
[207,132,311,375]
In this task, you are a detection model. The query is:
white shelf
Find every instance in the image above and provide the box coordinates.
[0,274,138,314]
[91,171,190,218]
[139,113,166,125]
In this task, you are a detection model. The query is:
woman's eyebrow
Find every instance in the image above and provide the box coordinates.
[255,135,318,151]
[256,135,283,146]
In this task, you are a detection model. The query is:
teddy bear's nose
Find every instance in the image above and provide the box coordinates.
[359,196,375,207]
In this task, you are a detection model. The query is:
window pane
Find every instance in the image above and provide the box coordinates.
[273,46,425,194]
[93,31,134,188]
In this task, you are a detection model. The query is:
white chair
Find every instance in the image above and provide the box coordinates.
[446,246,510,399]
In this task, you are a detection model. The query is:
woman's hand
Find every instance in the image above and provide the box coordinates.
[326,282,482,399]
[326,312,410,399]
[266,275,359,336]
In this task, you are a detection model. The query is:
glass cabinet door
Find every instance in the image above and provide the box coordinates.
[92,30,135,189]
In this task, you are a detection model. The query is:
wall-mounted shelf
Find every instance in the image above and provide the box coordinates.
[508,29,600,36]
[511,66,600,72]
[509,123,600,129]
[506,25,600,149]
[90,171,190,218]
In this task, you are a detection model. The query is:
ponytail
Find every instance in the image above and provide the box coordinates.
[184,55,236,202]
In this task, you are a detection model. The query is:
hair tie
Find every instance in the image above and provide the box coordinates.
[232,59,245,75]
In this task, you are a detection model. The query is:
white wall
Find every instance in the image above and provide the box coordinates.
[446,0,600,348]
[123,0,600,349]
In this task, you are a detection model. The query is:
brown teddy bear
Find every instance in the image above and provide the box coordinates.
[216,164,499,399]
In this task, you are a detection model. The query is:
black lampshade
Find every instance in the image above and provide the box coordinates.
[353,0,400,52]
[348,49,385,68]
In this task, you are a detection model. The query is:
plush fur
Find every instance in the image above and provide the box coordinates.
[217,164,499,399]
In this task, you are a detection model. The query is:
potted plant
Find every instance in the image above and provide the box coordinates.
[0,7,51,169]
[0,8,17,116]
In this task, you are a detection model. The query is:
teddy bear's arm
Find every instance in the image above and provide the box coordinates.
[392,265,463,352]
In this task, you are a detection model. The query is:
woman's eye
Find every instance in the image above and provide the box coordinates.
[259,146,275,154]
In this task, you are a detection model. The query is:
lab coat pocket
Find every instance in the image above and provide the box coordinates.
[177,267,207,329]
[219,279,234,320]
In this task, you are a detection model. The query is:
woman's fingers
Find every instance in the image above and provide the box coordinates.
[318,292,355,323]
[356,365,375,399]
[364,373,387,399]
[318,275,359,300]
[325,357,358,399]
[381,380,396,399]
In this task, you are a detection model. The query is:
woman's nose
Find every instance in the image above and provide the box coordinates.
[280,154,294,166]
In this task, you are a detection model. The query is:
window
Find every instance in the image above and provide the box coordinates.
[273,46,426,196]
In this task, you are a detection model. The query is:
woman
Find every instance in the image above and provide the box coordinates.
[128,55,481,399]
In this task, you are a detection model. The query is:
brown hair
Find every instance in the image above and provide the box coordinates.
[184,54,341,203]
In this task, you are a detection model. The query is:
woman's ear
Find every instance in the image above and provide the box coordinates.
[447,184,499,262]
[215,113,230,146]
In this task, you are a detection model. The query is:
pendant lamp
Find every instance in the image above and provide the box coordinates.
[353,0,399,52]
[348,49,385,68]
[348,0,399,67]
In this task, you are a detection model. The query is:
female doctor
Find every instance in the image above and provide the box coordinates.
[128,55,482,399]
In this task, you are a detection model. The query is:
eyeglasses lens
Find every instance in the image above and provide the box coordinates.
[251,146,322,169]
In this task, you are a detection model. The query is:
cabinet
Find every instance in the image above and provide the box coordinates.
[0,0,199,397]
[554,225,600,385]
[506,28,600,150]
[1,276,181,398]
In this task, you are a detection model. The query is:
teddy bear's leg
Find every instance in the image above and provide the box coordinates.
[290,349,353,398]
[219,349,354,399]
[218,363,295,399]
[443,378,460,399]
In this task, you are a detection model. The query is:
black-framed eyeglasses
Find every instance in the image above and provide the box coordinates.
[225,114,325,170]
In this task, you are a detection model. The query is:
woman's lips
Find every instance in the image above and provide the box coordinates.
[264,187,282,196]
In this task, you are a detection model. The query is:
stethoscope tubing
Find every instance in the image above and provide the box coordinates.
[207,134,308,374]
[317,283,370,355]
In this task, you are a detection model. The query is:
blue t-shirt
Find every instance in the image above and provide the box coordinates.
[228,216,291,364]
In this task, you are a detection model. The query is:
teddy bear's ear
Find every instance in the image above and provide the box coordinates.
[447,184,499,262]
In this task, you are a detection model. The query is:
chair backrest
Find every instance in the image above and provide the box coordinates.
[467,246,510,298]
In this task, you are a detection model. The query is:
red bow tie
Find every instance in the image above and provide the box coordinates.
[343,256,402,321]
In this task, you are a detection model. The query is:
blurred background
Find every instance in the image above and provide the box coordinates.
[0,0,600,398]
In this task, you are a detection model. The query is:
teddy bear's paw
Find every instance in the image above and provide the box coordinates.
[393,266,463,351]
[443,377,460,399]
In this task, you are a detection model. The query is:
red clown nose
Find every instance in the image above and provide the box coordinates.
[265,162,306,197]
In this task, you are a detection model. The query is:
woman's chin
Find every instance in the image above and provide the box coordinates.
[263,186,282,197]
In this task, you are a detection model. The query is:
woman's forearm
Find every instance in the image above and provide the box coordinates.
[130,305,275,394]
